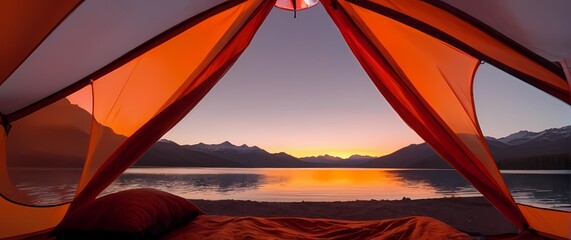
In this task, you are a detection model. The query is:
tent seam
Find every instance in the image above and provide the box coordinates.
[0,193,70,208]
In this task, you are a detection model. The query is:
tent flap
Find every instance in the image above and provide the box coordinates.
[71,0,277,209]
[518,204,570,239]
[0,0,276,237]
[321,0,527,230]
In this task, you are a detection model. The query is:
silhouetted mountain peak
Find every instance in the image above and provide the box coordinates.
[298,154,371,166]
[347,154,376,160]
[300,154,341,161]
[323,154,342,160]
[484,136,499,141]
[189,141,268,155]
[361,125,570,170]
[220,141,234,147]
[158,139,177,144]
[11,99,126,168]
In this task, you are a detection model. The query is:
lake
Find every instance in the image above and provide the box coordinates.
[104,168,570,209]
[7,168,570,211]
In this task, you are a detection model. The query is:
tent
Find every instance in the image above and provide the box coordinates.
[1,0,569,238]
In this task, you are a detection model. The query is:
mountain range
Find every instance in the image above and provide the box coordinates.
[7,99,126,168]
[136,126,570,170]
[135,140,322,168]
[8,99,568,170]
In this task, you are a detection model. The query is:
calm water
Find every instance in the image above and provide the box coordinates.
[7,168,570,211]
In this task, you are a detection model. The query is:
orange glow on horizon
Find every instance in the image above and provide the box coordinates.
[266,147,388,159]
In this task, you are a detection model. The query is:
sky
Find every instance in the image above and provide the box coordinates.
[163,4,571,158]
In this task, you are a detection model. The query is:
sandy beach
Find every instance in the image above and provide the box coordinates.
[191,197,519,236]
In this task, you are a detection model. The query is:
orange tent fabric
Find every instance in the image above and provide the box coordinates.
[345,0,569,105]
[72,0,277,208]
[321,0,569,238]
[75,0,268,195]
[0,0,569,239]
[323,0,526,228]
[0,1,274,238]
[518,204,570,239]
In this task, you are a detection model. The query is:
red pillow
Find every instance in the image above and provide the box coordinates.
[53,188,203,239]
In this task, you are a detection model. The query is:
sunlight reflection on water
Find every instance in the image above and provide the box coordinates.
[7,168,570,211]
[102,168,570,210]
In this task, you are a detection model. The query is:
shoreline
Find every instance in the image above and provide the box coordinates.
[130,166,571,171]
[190,197,518,235]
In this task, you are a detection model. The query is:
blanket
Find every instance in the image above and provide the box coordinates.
[163,215,472,239]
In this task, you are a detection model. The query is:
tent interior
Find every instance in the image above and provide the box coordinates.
[1,0,570,239]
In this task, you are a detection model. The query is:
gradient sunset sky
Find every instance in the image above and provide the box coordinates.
[163,4,571,158]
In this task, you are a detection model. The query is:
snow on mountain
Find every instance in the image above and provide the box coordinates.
[498,131,544,145]
[498,126,571,145]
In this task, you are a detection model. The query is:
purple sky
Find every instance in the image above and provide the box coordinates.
[163,4,570,158]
